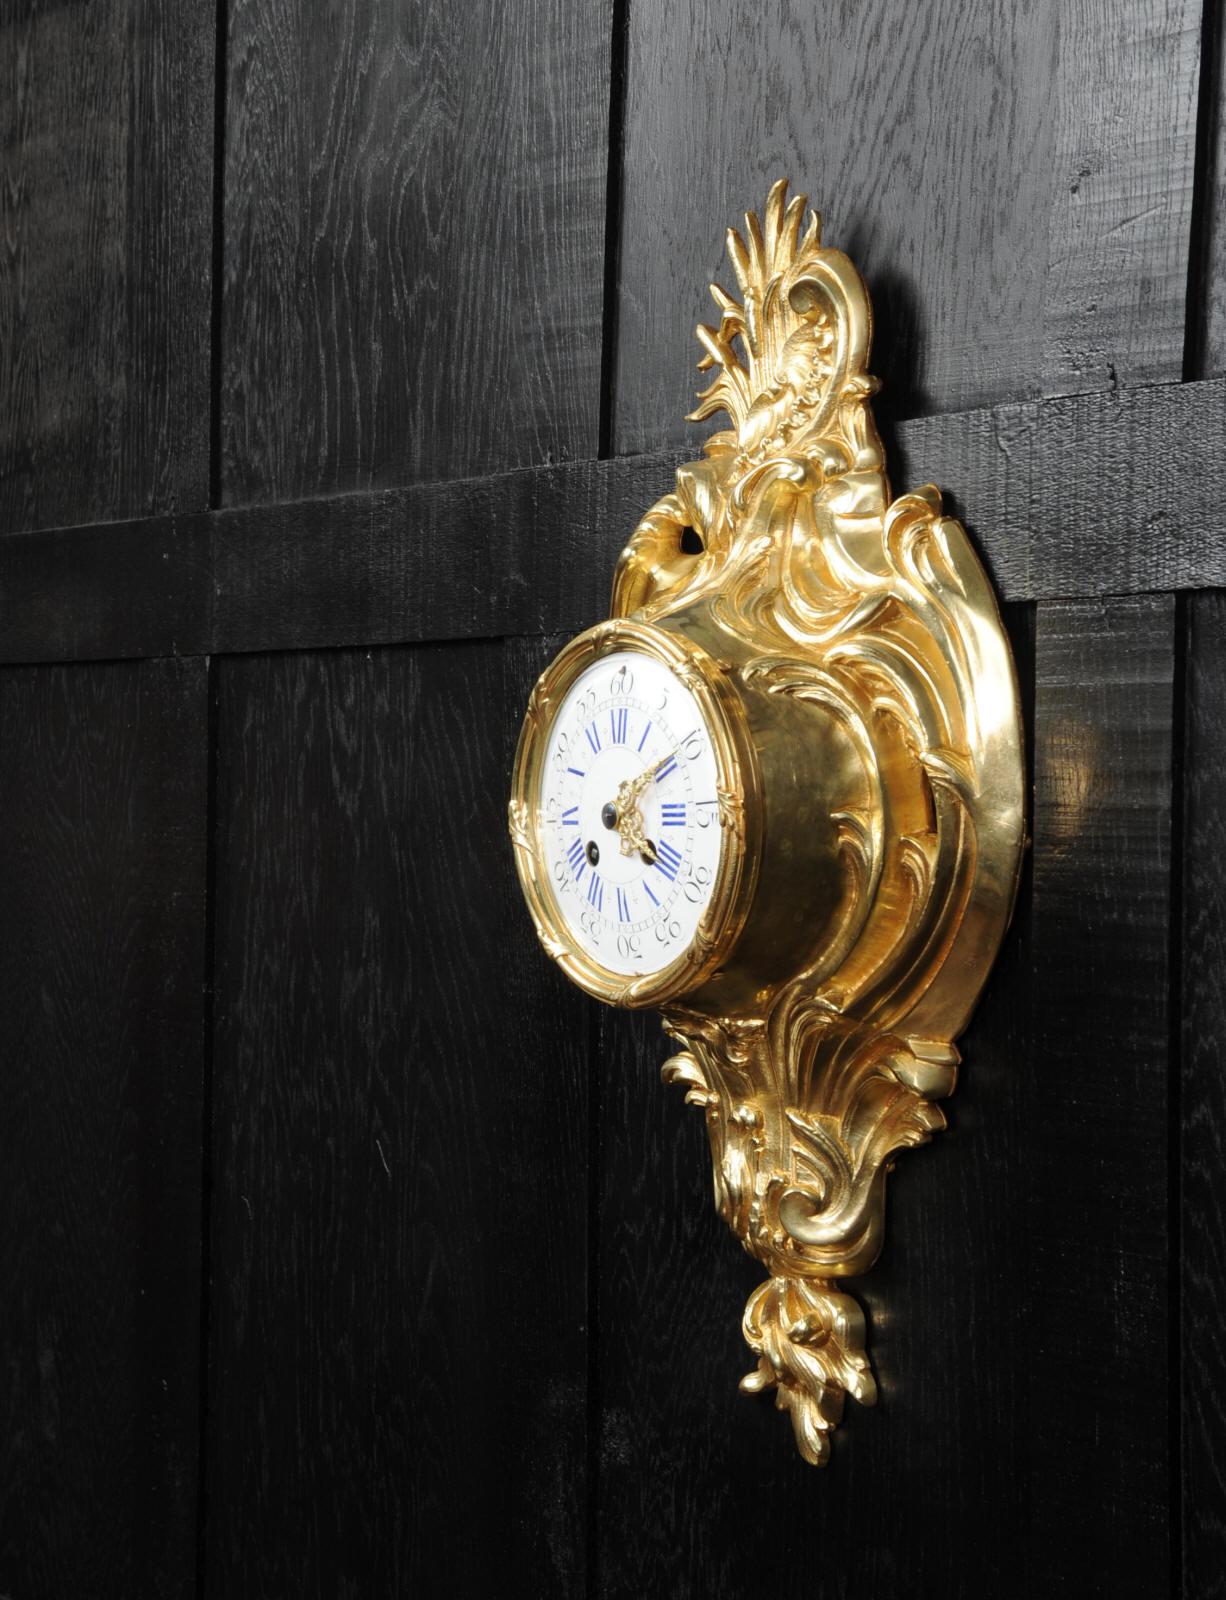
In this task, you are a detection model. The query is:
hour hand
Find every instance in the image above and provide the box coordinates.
[612,776,657,862]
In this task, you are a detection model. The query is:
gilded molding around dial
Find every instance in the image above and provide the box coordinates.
[509,619,763,1010]
[509,179,1024,1467]
[614,181,1024,1465]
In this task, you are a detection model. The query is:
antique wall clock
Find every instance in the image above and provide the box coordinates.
[508,180,1025,1465]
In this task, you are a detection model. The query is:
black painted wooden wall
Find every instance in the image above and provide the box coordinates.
[1,3,1223,1596]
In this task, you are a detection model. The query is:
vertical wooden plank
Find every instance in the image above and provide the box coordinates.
[0,0,213,534]
[594,609,1036,1600]
[1197,1,1225,377]
[1028,595,1175,1593]
[0,8,214,1588]
[0,657,208,1600]
[221,0,610,504]
[1181,590,1226,1598]
[206,637,589,1597]
[1041,0,1200,393]
[612,0,1199,457]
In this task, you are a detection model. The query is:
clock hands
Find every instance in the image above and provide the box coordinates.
[618,747,671,807]
[611,748,677,863]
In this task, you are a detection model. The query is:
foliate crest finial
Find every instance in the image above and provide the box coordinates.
[688,179,878,478]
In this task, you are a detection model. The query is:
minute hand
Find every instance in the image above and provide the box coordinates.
[621,748,676,808]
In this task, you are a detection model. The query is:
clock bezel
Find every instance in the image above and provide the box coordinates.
[509,618,762,1008]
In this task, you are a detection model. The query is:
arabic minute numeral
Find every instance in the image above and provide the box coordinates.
[683,864,712,903]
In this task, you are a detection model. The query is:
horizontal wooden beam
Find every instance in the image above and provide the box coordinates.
[2,377,1224,664]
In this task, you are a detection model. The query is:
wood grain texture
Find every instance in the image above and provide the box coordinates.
[1181,590,1226,1598]
[4,374,1226,665]
[1028,595,1175,1594]
[221,0,609,504]
[594,615,1036,1600]
[0,657,208,1599]
[1197,1,1226,377]
[205,638,590,1598]
[612,0,1200,457]
[0,0,213,534]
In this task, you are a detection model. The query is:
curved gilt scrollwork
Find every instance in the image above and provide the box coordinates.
[615,181,1023,1465]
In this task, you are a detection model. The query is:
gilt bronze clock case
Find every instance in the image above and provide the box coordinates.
[509,180,1025,1465]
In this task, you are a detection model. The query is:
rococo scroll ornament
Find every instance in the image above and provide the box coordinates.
[509,181,1024,1464]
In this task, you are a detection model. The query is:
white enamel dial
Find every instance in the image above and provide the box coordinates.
[539,649,723,977]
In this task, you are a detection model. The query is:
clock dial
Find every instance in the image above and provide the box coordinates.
[537,649,723,977]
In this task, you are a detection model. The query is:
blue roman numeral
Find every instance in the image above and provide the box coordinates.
[562,806,579,826]
[643,879,659,906]
[661,802,686,827]
[616,887,630,922]
[610,707,629,745]
[654,756,677,783]
[655,839,683,881]
[585,722,602,754]
[587,874,603,912]
[567,766,585,777]
[567,838,585,874]
[637,720,652,752]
